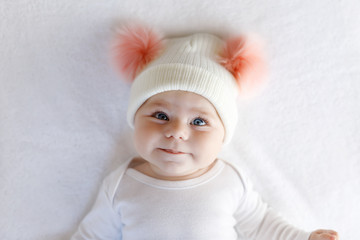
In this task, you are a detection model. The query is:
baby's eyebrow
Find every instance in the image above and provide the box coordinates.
[146,101,170,109]
[191,109,216,117]
[146,100,217,117]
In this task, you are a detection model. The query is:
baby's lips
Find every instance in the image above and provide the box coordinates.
[160,148,186,154]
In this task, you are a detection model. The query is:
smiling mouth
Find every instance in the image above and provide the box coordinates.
[159,148,186,155]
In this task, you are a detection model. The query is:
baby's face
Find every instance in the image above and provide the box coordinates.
[133,90,225,180]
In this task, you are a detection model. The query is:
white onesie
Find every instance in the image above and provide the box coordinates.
[71,158,310,240]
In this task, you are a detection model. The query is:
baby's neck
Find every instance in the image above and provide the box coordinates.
[131,158,217,181]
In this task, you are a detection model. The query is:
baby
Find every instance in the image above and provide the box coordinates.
[71,25,339,240]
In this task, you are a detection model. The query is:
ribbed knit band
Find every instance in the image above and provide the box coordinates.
[127,33,239,144]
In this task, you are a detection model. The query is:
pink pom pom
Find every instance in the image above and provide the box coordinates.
[219,35,267,97]
[112,24,164,81]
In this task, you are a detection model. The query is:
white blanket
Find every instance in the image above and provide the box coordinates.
[1,1,359,239]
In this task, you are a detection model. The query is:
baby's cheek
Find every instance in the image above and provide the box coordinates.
[195,132,222,155]
[134,123,161,147]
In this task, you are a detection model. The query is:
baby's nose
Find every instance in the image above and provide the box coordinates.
[164,120,189,140]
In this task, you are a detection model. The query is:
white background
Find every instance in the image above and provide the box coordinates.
[1,0,359,239]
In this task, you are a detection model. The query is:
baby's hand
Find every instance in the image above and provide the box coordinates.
[309,229,339,240]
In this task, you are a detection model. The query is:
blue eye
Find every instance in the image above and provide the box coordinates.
[192,118,207,126]
[154,112,169,121]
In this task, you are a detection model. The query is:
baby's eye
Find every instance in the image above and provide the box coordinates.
[192,118,207,126]
[153,112,169,121]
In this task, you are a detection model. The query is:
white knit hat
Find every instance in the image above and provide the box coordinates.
[113,25,266,144]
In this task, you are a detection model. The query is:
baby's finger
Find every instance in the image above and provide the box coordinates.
[320,231,339,240]
[311,229,339,240]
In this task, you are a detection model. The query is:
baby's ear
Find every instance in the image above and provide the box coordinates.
[218,34,267,98]
[111,23,164,81]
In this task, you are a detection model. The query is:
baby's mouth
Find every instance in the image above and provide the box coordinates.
[159,148,186,155]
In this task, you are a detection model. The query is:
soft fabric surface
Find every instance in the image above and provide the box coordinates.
[1,1,359,239]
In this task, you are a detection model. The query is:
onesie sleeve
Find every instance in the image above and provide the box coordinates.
[71,160,131,240]
[230,164,311,240]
